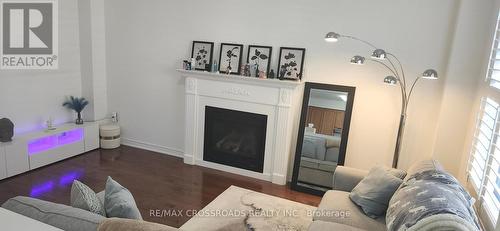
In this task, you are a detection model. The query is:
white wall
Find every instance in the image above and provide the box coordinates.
[0,0,82,134]
[309,97,346,111]
[433,0,495,181]
[78,0,108,121]
[104,0,460,171]
[309,89,347,111]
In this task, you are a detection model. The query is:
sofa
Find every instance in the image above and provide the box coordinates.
[302,132,341,163]
[299,132,341,187]
[2,160,479,231]
[1,192,178,231]
[309,159,480,231]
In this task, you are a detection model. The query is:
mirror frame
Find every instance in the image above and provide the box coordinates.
[291,82,356,196]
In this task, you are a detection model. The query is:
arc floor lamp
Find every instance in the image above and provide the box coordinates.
[324,32,438,168]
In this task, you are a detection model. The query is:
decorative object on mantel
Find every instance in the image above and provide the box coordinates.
[0,118,14,142]
[191,41,214,71]
[258,70,266,79]
[277,47,306,81]
[247,45,272,77]
[269,69,275,79]
[63,96,89,125]
[324,31,438,168]
[211,60,218,73]
[249,63,258,77]
[182,60,192,70]
[177,69,303,88]
[242,63,251,76]
[218,43,244,75]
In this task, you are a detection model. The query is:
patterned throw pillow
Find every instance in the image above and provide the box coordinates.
[71,180,106,216]
[386,170,481,231]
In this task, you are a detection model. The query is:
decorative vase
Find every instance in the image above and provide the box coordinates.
[76,112,84,124]
[269,69,275,79]
[258,71,266,79]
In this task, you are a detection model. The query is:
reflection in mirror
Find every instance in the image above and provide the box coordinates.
[291,82,355,195]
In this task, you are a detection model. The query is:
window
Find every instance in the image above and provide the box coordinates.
[488,12,500,89]
[468,10,500,229]
[469,98,500,226]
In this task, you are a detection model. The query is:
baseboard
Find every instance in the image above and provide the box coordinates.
[121,138,184,158]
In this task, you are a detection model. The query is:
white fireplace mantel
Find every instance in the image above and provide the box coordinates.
[179,69,304,185]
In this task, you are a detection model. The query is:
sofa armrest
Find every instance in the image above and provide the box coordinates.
[333,166,368,192]
[2,196,106,231]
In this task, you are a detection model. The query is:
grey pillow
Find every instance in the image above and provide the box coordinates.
[71,180,106,216]
[104,176,142,220]
[386,168,407,179]
[349,166,403,218]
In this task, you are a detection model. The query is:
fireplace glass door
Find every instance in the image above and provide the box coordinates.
[204,106,267,173]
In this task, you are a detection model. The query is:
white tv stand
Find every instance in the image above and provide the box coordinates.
[0,122,99,180]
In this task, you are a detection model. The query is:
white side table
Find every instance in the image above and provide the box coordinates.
[100,124,121,149]
[0,207,62,231]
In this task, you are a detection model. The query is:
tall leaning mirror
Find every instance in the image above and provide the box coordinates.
[291,82,356,195]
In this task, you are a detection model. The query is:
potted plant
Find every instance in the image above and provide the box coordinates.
[63,96,89,124]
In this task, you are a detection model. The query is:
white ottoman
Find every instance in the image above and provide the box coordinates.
[100,124,120,149]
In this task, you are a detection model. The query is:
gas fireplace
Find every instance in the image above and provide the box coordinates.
[203,106,267,173]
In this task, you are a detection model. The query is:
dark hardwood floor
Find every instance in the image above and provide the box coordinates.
[0,146,321,228]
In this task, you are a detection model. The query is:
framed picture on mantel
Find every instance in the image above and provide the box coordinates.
[218,43,244,75]
[191,41,214,71]
[277,47,306,80]
[247,45,272,77]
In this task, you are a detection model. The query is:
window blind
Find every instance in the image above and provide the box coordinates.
[469,97,500,225]
[488,13,500,90]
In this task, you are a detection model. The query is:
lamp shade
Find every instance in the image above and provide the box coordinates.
[422,69,438,79]
[325,32,340,42]
[371,49,387,60]
[383,76,398,85]
[350,55,365,65]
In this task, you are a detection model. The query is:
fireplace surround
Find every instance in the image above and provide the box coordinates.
[180,69,303,185]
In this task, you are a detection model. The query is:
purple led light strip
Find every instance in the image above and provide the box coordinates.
[28,128,84,156]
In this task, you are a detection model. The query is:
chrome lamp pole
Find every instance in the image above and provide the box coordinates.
[324,32,438,168]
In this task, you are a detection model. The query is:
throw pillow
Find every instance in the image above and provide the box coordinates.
[386,168,407,179]
[71,180,106,216]
[104,176,142,220]
[349,166,403,218]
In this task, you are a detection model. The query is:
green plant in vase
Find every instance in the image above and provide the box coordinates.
[63,96,89,124]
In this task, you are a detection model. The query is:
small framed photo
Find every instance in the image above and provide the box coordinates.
[219,43,244,75]
[277,47,306,80]
[191,41,214,71]
[247,45,272,76]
